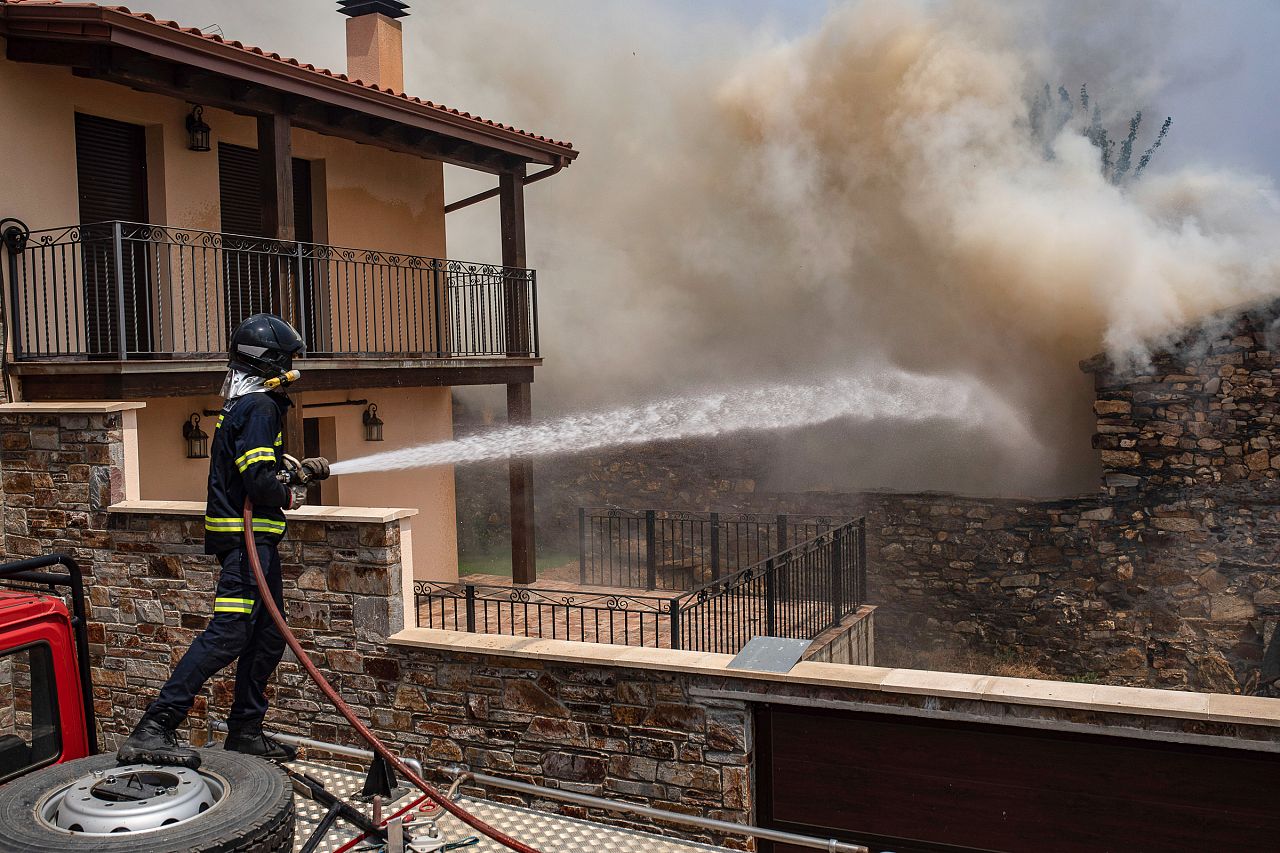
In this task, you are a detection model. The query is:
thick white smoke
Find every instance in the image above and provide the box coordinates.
[144,0,1280,495]
[426,0,1280,495]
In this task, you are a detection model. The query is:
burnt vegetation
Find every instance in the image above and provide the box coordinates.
[1029,83,1172,185]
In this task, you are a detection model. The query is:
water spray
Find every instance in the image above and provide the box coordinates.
[329,368,1038,476]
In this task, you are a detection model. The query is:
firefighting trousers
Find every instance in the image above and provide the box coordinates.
[151,543,285,728]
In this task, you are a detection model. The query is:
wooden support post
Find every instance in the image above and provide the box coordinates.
[257,112,303,455]
[499,164,530,356]
[507,382,536,584]
[258,113,296,244]
[501,160,535,583]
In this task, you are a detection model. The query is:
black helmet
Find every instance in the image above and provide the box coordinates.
[228,314,304,379]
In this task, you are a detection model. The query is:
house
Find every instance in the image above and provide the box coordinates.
[0,0,578,583]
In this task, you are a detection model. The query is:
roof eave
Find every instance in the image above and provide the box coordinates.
[0,3,579,168]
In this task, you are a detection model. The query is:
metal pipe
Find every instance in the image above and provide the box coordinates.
[208,719,423,778]
[445,766,870,853]
[444,162,565,214]
[301,398,369,410]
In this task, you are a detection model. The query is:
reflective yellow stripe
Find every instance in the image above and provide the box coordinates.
[235,447,277,473]
[214,601,253,614]
[274,432,283,447]
[215,597,255,606]
[204,516,286,534]
[216,415,225,429]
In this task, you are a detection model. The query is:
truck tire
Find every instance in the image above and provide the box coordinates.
[0,749,294,852]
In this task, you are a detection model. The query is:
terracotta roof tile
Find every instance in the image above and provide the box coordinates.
[0,0,576,152]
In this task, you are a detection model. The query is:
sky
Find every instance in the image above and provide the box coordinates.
[136,1,1280,497]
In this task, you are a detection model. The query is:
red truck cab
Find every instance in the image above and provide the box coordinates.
[0,583,92,785]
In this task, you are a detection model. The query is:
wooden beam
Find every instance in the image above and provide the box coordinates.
[507,381,536,585]
[14,363,536,400]
[257,112,302,454]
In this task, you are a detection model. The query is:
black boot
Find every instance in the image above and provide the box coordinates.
[116,708,200,769]
[224,724,297,762]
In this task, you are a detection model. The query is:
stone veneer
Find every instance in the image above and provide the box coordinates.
[453,305,1280,693]
[4,404,1280,849]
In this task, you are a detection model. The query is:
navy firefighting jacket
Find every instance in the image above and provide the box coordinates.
[203,391,293,555]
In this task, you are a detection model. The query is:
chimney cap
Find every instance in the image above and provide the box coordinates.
[338,0,410,19]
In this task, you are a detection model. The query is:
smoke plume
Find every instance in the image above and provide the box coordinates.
[425,0,1280,495]
[147,0,1280,496]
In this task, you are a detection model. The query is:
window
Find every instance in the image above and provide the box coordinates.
[0,643,62,783]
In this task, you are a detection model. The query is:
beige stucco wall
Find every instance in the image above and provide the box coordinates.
[0,47,445,253]
[135,386,458,582]
[2,46,459,580]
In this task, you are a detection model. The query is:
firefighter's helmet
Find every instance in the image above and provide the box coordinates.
[227,314,304,379]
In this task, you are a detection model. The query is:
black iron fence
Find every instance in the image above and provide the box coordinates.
[414,580,678,648]
[415,517,867,654]
[4,221,537,360]
[577,508,852,590]
[677,519,866,654]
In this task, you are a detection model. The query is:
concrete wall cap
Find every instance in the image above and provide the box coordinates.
[108,499,417,523]
[0,401,146,413]
[388,628,1280,727]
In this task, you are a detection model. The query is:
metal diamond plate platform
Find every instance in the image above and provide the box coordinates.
[288,761,734,853]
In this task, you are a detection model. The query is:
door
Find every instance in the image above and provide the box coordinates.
[756,705,1280,853]
[217,143,314,335]
[75,112,151,356]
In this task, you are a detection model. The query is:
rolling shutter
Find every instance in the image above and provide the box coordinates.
[74,113,151,355]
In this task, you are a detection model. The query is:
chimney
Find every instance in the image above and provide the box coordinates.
[339,0,409,92]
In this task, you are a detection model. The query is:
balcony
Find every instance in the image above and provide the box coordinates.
[3,221,538,396]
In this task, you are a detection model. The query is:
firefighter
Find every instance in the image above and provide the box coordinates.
[117,314,329,769]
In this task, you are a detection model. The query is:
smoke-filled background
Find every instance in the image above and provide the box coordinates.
[149,0,1280,496]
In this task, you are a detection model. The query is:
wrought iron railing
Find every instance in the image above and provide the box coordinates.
[414,580,678,648]
[677,518,866,654]
[4,221,537,360]
[416,517,867,654]
[577,508,852,590]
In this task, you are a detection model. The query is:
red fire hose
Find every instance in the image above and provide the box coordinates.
[242,499,542,853]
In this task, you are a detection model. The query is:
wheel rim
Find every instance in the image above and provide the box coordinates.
[36,764,228,835]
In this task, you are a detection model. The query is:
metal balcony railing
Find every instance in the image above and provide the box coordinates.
[3,221,538,361]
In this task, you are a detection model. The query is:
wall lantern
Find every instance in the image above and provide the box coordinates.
[362,404,384,442]
[183,413,209,459]
[185,105,211,152]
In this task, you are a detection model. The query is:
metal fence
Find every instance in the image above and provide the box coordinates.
[414,580,678,648]
[416,517,867,654]
[4,221,538,360]
[577,508,852,590]
[677,519,866,654]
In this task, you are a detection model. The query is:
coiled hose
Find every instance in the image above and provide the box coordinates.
[242,499,542,853]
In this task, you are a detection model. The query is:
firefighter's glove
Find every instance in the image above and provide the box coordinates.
[299,456,331,482]
[280,454,330,485]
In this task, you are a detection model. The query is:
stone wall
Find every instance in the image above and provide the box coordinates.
[453,308,1280,693]
[1083,305,1280,492]
[6,406,1280,850]
[0,407,755,847]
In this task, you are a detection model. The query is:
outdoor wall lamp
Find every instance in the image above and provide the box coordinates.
[362,404,384,442]
[183,413,210,459]
[185,105,211,152]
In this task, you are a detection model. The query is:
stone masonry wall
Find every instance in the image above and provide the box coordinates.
[6,407,1280,850]
[0,408,755,848]
[1084,305,1280,493]
[453,308,1280,693]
